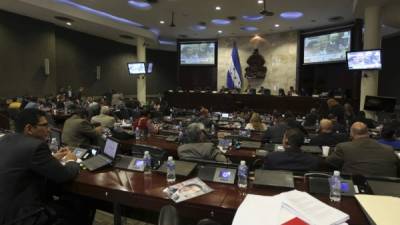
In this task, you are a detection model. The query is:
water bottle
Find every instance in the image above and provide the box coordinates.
[237,160,248,189]
[49,137,58,153]
[135,127,140,140]
[166,156,176,183]
[329,170,341,202]
[315,119,320,133]
[210,124,215,135]
[143,151,152,175]
[64,105,68,115]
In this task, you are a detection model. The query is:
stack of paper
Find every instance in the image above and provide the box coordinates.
[232,190,349,225]
[355,194,400,225]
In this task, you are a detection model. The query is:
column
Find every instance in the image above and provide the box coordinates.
[359,6,381,118]
[137,36,146,105]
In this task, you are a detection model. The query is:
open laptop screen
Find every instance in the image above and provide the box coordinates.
[104,138,118,159]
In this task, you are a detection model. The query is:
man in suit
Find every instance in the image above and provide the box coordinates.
[62,106,102,147]
[91,105,116,128]
[326,122,399,177]
[0,109,81,225]
[263,116,289,143]
[263,128,320,171]
[310,119,348,146]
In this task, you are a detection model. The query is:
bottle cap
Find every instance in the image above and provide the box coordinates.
[168,156,173,161]
[333,170,340,176]
[144,151,149,155]
[240,160,246,165]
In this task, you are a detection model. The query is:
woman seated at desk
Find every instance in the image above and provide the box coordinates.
[245,113,267,132]
[133,110,159,135]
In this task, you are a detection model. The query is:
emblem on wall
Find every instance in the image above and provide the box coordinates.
[244,49,267,79]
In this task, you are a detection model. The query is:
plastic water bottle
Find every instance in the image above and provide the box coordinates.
[143,151,152,175]
[315,119,320,133]
[329,170,341,202]
[135,127,140,140]
[210,124,215,135]
[49,137,58,153]
[166,156,176,183]
[237,160,248,189]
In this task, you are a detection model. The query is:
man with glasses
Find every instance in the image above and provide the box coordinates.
[0,109,84,225]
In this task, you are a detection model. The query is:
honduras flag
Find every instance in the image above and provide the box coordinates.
[226,42,242,89]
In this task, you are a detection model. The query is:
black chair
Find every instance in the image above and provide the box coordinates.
[158,205,179,225]
[131,144,166,169]
[197,218,221,225]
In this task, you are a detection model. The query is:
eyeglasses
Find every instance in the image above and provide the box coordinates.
[35,123,49,127]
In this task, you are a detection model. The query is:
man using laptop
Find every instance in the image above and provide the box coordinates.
[0,109,87,225]
[326,122,399,177]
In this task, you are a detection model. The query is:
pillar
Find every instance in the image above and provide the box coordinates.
[137,36,146,105]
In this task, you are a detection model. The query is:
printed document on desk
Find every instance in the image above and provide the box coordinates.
[355,194,400,225]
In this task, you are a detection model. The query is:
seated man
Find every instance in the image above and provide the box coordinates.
[263,128,320,171]
[326,122,399,177]
[263,116,289,143]
[0,109,83,225]
[378,123,400,149]
[178,123,229,163]
[91,106,116,128]
[310,119,348,146]
[62,105,102,147]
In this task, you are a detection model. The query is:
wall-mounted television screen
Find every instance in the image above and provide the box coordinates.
[364,95,396,113]
[347,50,382,70]
[304,30,351,64]
[179,41,216,65]
[127,62,146,75]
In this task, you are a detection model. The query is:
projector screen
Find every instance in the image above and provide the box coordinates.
[304,30,351,64]
[347,50,381,70]
[180,42,216,65]
[127,62,146,75]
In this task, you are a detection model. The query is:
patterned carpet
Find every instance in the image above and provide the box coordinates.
[93,210,154,225]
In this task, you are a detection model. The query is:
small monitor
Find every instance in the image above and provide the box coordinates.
[218,169,232,181]
[133,159,145,170]
[346,49,382,70]
[103,138,119,159]
[127,62,146,75]
[364,96,396,113]
[146,62,153,74]
[221,113,229,118]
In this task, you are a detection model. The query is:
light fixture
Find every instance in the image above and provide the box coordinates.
[242,15,264,21]
[280,11,304,20]
[218,30,223,34]
[66,22,72,26]
[215,6,221,11]
[241,26,258,31]
[257,0,263,4]
[274,24,280,28]
[160,20,165,24]
[128,0,152,10]
[211,19,231,25]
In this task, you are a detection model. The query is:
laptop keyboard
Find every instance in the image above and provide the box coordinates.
[84,155,111,170]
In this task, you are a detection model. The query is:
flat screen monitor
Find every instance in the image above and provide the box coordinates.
[146,62,153,73]
[304,30,351,64]
[103,138,119,159]
[364,96,396,113]
[179,41,216,65]
[346,50,382,70]
[127,62,146,75]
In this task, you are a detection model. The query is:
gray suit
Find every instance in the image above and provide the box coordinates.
[91,114,116,128]
[326,138,399,177]
[178,142,229,162]
[62,115,100,147]
[0,133,79,224]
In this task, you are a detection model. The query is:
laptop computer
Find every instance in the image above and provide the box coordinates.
[49,128,62,148]
[114,155,147,172]
[367,180,400,197]
[254,170,294,188]
[241,141,262,149]
[156,160,197,177]
[82,138,119,171]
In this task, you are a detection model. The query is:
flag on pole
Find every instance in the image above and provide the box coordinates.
[226,42,242,89]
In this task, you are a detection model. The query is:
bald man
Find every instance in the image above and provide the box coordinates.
[310,119,348,146]
[326,122,399,177]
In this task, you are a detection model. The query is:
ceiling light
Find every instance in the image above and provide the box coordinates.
[241,26,258,31]
[257,0,263,4]
[128,0,152,10]
[280,11,304,20]
[160,20,165,24]
[242,15,264,21]
[211,19,231,25]
[215,6,221,11]
[191,25,207,31]
[218,30,223,34]
[66,22,72,26]
[274,24,280,28]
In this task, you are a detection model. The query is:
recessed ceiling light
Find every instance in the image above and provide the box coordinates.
[66,22,72,26]
[128,0,152,10]
[257,0,263,4]
[215,6,221,11]
[218,30,223,34]
[191,25,207,31]
[280,11,304,20]
[241,26,258,31]
[274,24,280,28]
[160,20,165,24]
[211,19,231,25]
[242,15,264,21]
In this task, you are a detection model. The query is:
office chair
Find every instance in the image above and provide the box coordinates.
[197,218,221,225]
[0,113,10,130]
[158,205,179,225]
[131,144,166,169]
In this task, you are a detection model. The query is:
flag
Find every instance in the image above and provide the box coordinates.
[226,42,242,89]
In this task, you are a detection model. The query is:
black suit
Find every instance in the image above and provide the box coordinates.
[0,133,80,224]
[263,123,289,143]
[263,147,320,171]
[310,132,348,146]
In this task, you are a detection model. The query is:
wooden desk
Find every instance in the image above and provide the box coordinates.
[66,170,368,225]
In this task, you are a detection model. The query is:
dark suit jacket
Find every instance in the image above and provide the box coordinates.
[0,133,80,224]
[62,115,100,147]
[326,138,399,177]
[309,132,349,146]
[263,123,289,143]
[263,147,320,171]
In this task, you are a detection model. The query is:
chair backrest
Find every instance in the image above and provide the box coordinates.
[158,205,179,225]
[0,113,10,130]
[197,218,221,225]
[131,144,166,168]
